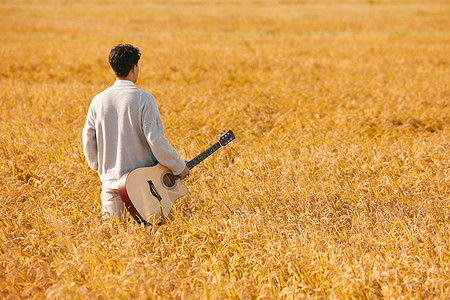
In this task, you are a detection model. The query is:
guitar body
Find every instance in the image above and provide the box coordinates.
[118,163,188,224]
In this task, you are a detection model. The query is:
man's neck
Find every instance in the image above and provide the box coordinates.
[116,77,135,83]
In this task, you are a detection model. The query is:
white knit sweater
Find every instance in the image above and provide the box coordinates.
[82,80,185,188]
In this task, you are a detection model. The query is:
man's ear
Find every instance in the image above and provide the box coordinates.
[131,64,139,82]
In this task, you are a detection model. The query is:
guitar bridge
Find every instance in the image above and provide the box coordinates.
[147,180,162,202]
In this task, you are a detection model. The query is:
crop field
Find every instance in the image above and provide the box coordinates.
[0,0,449,298]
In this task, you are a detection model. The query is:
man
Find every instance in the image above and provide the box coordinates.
[82,44,189,220]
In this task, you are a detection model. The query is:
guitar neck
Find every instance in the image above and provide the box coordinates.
[186,142,222,170]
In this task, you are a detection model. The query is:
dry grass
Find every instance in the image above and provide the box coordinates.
[0,0,449,298]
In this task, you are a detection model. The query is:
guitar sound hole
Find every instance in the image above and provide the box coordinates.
[162,173,176,188]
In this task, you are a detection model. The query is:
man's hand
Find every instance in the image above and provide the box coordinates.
[177,165,190,180]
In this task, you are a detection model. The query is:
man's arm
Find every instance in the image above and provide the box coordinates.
[142,96,188,177]
[82,108,99,171]
[143,120,186,175]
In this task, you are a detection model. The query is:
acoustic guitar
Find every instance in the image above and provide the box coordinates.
[118,130,235,225]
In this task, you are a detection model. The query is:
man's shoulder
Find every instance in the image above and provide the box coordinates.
[92,85,114,100]
[136,86,154,98]
[136,87,156,104]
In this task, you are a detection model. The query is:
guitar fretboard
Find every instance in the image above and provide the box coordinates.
[186,142,222,170]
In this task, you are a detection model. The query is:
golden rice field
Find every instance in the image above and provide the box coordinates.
[0,0,449,298]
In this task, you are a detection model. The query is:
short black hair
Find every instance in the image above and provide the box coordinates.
[108,44,141,77]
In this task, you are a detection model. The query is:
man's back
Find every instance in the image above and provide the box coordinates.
[83,80,185,186]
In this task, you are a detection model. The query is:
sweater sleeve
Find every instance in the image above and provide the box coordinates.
[142,97,186,175]
[82,103,99,171]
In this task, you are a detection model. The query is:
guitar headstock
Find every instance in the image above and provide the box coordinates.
[218,130,235,147]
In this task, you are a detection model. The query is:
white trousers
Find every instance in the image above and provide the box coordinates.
[100,187,153,234]
[101,187,126,221]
